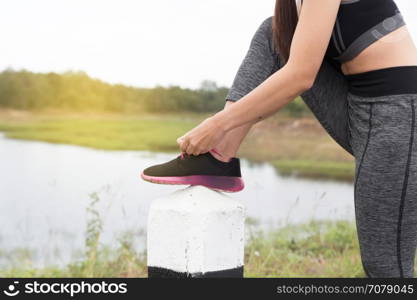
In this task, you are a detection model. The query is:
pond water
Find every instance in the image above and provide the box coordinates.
[0,133,354,268]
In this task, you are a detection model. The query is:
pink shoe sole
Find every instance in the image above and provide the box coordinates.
[140,172,245,193]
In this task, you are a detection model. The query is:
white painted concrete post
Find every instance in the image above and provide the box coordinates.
[147,186,245,278]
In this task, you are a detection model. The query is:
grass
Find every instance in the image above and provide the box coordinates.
[0,220,364,278]
[0,109,354,180]
[0,113,202,152]
[245,220,364,277]
[272,160,355,182]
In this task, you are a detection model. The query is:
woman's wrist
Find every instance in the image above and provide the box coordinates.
[211,109,234,133]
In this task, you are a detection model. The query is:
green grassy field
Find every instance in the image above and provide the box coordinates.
[0,221,365,278]
[0,110,355,181]
[0,112,204,151]
[272,160,355,181]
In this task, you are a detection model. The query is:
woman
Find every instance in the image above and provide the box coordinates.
[142,0,417,278]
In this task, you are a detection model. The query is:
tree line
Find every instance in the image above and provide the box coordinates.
[0,69,308,115]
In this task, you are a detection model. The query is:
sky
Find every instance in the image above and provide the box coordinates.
[0,0,416,89]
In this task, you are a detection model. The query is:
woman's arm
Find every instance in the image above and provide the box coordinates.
[214,0,341,132]
[178,0,341,155]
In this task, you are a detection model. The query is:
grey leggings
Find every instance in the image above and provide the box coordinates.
[227,17,417,278]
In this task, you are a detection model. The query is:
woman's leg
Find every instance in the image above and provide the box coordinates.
[349,95,417,277]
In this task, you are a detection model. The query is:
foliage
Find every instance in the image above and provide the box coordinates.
[0,69,309,114]
[0,70,226,113]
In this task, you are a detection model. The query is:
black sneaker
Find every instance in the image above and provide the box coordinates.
[140,152,244,192]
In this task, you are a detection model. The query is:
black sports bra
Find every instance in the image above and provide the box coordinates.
[327,0,405,63]
[299,0,406,63]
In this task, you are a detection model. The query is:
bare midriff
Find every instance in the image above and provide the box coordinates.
[341,26,417,75]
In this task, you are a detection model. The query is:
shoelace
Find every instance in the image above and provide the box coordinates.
[179,152,187,160]
[179,148,223,160]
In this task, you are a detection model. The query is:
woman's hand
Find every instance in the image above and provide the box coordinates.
[177,115,226,156]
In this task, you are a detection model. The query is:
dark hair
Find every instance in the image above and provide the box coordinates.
[272,0,299,63]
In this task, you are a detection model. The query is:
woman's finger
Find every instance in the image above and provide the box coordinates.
[193,141,209,156]
[192,147,200,156]
[176,136,185,145]
[185,140,196,155]
[189,141,198,155]
[194,143,209,156]
[185,144,193,155]
[179,137,189,153]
